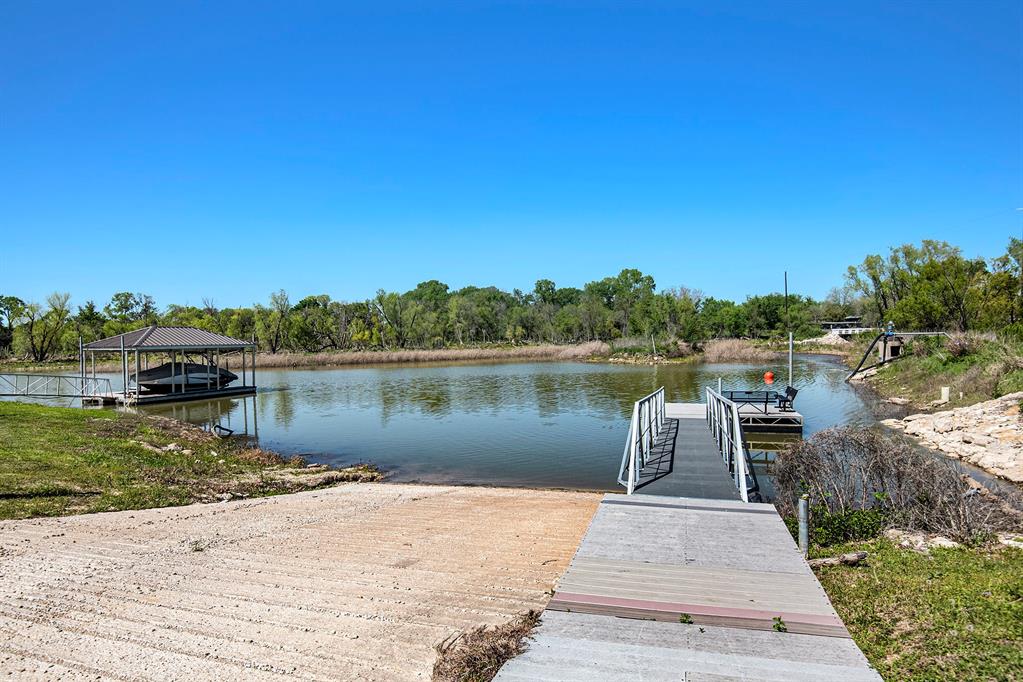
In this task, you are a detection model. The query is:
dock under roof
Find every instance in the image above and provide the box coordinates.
[81,325,257,406]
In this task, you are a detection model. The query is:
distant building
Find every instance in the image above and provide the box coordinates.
[819,316,863,331]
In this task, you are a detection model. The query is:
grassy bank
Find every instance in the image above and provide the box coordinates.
[814,539,1023,680]
[0,401,380,520]
[775,426,1023,679]
[854,334,1023,409]
[602,338,782,365]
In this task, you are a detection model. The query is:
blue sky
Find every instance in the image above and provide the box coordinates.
[2,1,1021,309]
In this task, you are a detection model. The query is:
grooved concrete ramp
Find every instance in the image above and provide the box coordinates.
[497,495,881,681]
[0,483,600,680]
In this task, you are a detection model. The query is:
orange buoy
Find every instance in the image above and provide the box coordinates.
[764,371,775,385]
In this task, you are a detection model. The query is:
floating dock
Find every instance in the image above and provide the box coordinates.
[82,385,257,406]
[497,495,880,681]
[737,402,804,433]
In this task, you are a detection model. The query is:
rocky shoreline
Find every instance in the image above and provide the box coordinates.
[882,391,1023,483]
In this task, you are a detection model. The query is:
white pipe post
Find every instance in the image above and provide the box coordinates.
[628,406,638,494]
[798,495,809,556]
[788,332,794,387]
[78,336,84,388]
[120,336,126,400]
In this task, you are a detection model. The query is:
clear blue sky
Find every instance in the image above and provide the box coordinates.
[2,1,1021,310]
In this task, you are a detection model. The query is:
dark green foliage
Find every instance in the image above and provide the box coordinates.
[785,507,889,547]
[6,237,1020,359]
[846,237,1022,332]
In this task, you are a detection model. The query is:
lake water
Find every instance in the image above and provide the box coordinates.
[132,355,874,496]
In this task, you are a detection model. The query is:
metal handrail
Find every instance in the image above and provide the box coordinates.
[0,373,113,398]
[705,386,750,502]
[617,387,665,494]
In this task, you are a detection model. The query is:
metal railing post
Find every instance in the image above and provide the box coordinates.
[618,387,666,495]
[628,405,639,494]
[798,495,809,556]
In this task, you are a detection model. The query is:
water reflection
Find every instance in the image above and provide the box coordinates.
[131,355,872,492]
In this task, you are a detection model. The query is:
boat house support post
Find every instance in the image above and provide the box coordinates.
[242,350,247,387]
[134,350,140,401]
[120,336,127,400]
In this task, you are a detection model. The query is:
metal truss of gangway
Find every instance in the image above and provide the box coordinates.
[617,386,759,501]
[0,373,113,400]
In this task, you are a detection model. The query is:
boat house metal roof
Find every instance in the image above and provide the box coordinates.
[84,326,255,351]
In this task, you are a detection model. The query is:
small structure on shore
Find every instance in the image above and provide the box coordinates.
[81,326,257,405]
[846,328,947,381]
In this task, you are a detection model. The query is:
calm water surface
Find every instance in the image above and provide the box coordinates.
[135,356,873,494]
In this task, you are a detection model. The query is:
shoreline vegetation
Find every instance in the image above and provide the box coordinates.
[774,426,1023,680]
[841,332,1023,489]
[1,337,788,371]
[0,401,381,521]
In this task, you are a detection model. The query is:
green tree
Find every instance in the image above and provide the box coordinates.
[254,290,292,353]
[17,292,72,361]
[74,301,106,343]
[103,292,157,334]
[375,290,421,348]
[0,295,25,353]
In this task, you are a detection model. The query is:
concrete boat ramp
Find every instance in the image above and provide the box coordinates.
[498,397,880,681]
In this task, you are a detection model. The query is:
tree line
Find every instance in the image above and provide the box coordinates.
[2,238,1020,361]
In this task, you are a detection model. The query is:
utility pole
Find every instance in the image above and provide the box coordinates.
[785,272,793,388]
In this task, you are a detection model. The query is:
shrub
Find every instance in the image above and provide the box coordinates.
[702,339,778,363]
[433,610,540,682]
[944,332,989,358]
[785,507,889,547]
[908,336,942,358]
[775,426,1023,544]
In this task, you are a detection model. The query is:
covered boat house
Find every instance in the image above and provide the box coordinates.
[81,326,257,405]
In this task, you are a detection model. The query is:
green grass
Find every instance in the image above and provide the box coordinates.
[813,538,1023,681]
[0,401,378,520]
[857,336,1023,409]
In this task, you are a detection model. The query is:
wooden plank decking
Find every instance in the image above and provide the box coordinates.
[498,400,878,680]
[497,495,881,681]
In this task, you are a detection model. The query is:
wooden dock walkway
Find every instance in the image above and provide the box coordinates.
[497,494,880,681]
[498,396,879,680]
